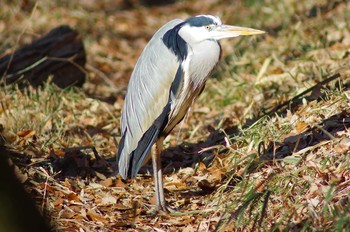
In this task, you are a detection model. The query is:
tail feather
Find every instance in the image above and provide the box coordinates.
[117,103,171,179]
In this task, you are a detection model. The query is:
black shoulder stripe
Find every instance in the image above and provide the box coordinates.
[162,23,188,61]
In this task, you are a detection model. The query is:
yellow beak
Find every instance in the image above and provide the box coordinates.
[211,25,265,40]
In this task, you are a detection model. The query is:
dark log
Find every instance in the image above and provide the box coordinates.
[0,25,86,88]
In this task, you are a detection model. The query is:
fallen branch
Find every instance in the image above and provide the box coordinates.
[0,25,86,88]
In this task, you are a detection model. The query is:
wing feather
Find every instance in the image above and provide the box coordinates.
[118,19,183,179]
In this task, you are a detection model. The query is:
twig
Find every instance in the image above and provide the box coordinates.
[4,57,48,79]
[86,64,121,92]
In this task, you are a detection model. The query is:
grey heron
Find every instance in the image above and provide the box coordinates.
[117,15,264,212]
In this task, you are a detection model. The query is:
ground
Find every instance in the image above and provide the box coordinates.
[1,0,350,231]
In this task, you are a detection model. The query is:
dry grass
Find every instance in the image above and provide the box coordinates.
[1,0,350,231]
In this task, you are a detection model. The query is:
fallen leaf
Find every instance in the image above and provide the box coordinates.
[165,181,187,191]
[60,210,76,219]
[178,167,195,179]
[296,121,308,133]
[80,208,87,219]
[183,224,196,232]
[95,171,106,180]
[308,198,320,207]
[101,193,117,205]
[67,193,80,202]
[100,177,114,187]
[17,129,35,138]
[115,178,127,188]
[87,208,108,223]
[198,162,207,171]
[207,167,224,183]
[334,137,350,154]
[53,197,64,207]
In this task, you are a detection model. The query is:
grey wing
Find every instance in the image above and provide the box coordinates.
[117,19,183,179]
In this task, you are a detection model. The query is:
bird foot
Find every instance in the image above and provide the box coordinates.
[147,204,176,215]
[157,204,176,214]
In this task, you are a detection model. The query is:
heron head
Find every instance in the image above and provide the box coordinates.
[178,15,265,44]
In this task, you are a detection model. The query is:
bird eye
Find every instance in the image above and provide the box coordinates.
[205,25,211,31]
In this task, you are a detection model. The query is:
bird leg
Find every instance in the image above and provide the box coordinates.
[152,137,171,212]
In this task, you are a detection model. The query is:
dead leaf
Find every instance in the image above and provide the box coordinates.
[164,174,187,191]
[165,181,187,191]
[101,193,117,205]
[78,209,85,222]
[17,129,35,138]
[308,198,320,207]
[67,193,80,202]
[198,162,207,171]
[87,208,108,223]
[60,210,76,219]
[95,171,106,180]
[115,178,127,188]
[296,121,308,133]
[178,167,195,179]
[100,177,114,187]
[207,167,224,183]
[334,137,350,154]
[63,178,73,191]
[53,197,64,207]
[183,224,196,232]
